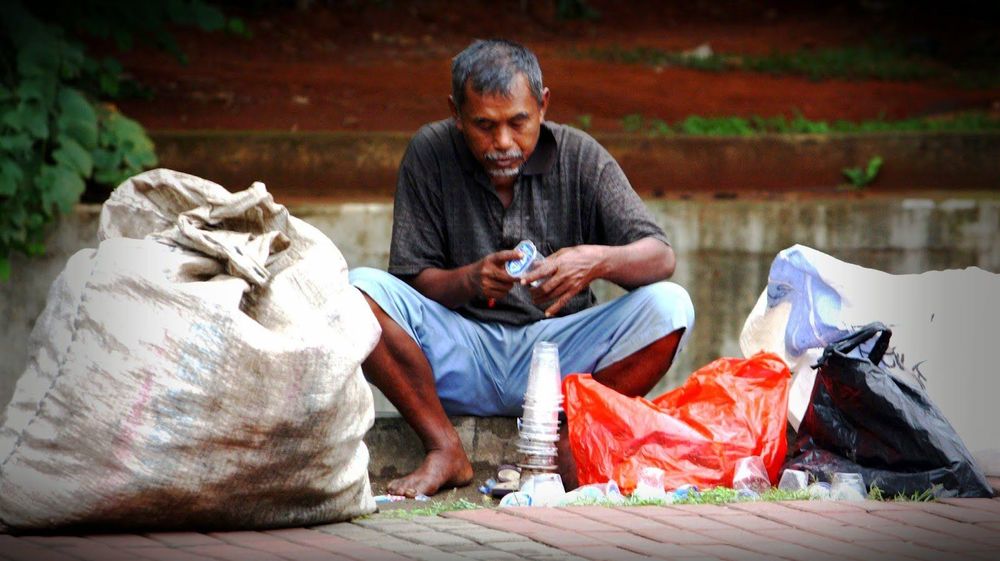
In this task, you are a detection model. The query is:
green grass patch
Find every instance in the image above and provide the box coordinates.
[585,111,1000,137]
[370,497,485,518]
[362,484,941,518]
[572,44,996,85]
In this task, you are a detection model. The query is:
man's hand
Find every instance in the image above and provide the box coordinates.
[471,249,522,301]
[410,249,521,309]
[518,237,675,317]
[521,245,608,317]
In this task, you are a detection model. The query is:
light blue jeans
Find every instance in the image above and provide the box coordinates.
[350,268,695,416]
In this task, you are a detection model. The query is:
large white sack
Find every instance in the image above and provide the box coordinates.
[740,244,1000,476]
[0,169,380,529]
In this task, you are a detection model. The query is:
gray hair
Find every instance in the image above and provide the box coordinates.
[451,39,544,110]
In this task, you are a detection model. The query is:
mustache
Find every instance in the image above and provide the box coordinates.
[484,149,524,161]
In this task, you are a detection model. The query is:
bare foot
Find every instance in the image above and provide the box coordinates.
[387,447,474,497]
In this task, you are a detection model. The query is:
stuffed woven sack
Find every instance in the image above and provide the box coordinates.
[0,169,379,530]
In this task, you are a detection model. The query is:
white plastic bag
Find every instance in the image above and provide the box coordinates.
[0,169,380,529]
[741,244,1000,476]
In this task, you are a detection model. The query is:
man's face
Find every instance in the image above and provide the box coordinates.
[450,73,550,187]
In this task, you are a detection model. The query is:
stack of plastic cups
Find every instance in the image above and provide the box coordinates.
[516,341,562,478]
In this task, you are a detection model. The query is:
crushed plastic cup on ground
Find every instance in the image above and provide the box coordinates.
[831,472,867,501]
[807,481,832,499]
[373,494,407,503]
[672,484,700,501]
[499,491,533,507]
[778,469,809,491]
[519,473,565,506]
[581,481,626,503]
[732,456,772,494]
[633,466,669,500]
[559,481,625,505]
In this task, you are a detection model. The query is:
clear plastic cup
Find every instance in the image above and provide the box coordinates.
[807,481,832,500]
[831,472,867,501]
[522,404,560,425]
[777,469,809,492]
[633,466,668,500]
[563,481,625,505]
[520,473,565,506]
[516,442,558,456]
[505,239,548,287]
[499,491,533,507]
[524,341,562,404]
[732,456,771,494]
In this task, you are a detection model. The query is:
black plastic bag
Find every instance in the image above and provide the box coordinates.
[784,323,993,498]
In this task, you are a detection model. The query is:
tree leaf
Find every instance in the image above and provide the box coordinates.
[57,88,98,148]
[16,40,60,78]
[53,137,93,176]
[227,17,251,38]
[39,165,85,215]
[192,2,226,31]
[3,103,49,139]
[866,156,884,179]
[0,161,24,196]
[0,256,10,282]
[0,132,33,152]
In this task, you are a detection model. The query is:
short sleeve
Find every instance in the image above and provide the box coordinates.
[585,145,669,248]
[388,138,447,276]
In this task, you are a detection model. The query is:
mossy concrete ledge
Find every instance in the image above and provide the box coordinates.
[149,130,1000,197]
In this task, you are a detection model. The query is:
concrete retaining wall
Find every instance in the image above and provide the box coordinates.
[3,195,998,413]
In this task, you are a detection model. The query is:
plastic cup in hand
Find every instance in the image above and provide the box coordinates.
[505,240,548,287]
[777,469,809,492]
[732,456,771,494]
[831,472,867,501]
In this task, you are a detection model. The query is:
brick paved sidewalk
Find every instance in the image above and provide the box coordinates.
[3,497,1000,561]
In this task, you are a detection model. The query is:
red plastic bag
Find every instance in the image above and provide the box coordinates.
[564,353,791,493]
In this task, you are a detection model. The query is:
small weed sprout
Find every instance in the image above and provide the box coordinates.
[841,156,884,189]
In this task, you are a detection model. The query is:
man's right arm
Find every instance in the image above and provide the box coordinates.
[408,249,522,309]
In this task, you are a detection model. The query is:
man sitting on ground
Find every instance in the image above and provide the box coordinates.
[350,39,695,497]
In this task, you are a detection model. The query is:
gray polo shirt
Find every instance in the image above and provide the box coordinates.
[388,119,669,326]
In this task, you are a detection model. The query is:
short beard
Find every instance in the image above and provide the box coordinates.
[484,149,524,178]
[487,165,522,178]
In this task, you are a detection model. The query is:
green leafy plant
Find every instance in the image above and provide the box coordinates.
[868,484,939,502]
[573,113,593,131]
[679,115,754,136]
[611,111,1000,137]
[621,113,645,133]
[0,1,244,281]
[646,118,673,137]
[742,45,935,82]
[556,0,600,21]
[841,156,884,189]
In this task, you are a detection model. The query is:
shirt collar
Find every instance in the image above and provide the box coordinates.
[454,121,557,177]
